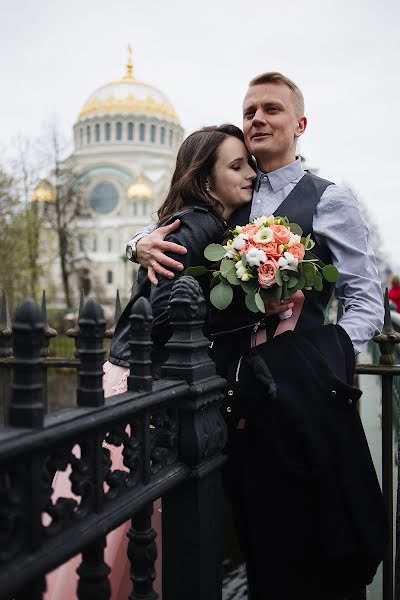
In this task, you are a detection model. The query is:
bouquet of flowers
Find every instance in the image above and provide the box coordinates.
[186,215,339,317]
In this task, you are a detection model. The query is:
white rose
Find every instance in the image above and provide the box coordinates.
[232,233,248,251]
[245,247,267,267]
[288,234,301,247]
[253,227,275,245]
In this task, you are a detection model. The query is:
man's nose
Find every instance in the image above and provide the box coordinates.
[252,108,266,125]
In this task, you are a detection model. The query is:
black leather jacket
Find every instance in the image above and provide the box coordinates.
[108,206,226,377]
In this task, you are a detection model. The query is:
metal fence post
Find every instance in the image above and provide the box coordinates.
[161,276,227,600]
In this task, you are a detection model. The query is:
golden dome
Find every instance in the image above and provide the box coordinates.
[32,180,55,203]
[127,173,153,199]
[78,48,180,124]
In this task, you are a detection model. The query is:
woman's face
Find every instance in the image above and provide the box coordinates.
[208,136,256,219]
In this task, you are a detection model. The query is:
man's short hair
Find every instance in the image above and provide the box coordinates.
[249,72,305,118]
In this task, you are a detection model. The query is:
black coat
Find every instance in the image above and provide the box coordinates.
[222,324,387,598]
[108,206,225,376]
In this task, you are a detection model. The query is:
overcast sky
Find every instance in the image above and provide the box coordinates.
[1,0,399,272]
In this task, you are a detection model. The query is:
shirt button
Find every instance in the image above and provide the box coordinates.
[226,406,232,413]
[228,390,234,396]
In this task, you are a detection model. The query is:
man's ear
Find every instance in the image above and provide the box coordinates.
[295,116,307,138]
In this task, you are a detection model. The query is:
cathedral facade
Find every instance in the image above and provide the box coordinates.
[35,51,184,306]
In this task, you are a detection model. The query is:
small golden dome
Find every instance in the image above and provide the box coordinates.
[32,180,55,203]
[127,173,153,199]
[78,47,180,124]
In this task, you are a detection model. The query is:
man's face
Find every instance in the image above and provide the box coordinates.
[242,82,306,171]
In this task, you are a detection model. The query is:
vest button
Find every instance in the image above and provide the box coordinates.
[226,406,232,413]
[228,390,234,396]
[331,390,337,397]
[348,398,353,405]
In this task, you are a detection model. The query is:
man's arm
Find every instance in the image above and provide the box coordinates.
[313,185,384,355]
[127,219,188,285]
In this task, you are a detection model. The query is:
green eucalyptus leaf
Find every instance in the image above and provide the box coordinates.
[273,284,283,302]
[322,264,340,283]
[210,280,233,310]
[210,273,221,289]
[287,275,298,289]
[204,244,226,262]
[289,222,303,236]
[275,269,283,286]
[282,281,291,300]
[245,290,259,313]
[314,273,323,291]
[255,291,266,313]
[226,270,241,285]
[281,271,289,282]
[220,258,236,276]
[185,266,209,278]
[241,279,258,294]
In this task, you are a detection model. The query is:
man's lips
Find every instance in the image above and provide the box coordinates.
[251,132,272,139]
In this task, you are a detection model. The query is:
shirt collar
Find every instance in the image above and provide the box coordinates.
[256,157,304,193]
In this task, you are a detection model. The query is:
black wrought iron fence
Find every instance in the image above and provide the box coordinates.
[0,277,227,600]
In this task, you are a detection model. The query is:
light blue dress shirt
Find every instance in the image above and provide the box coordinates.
[129,157,384,354]
[250,158,384,354]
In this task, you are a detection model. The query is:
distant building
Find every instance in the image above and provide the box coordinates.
[34,49,184,306]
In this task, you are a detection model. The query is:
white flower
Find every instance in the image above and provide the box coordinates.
[232,233,248,251]
[235,260,251,281]
[234,226,243,233]
[277,251,299,271]
[253,227,275,245]
[288,234,301,247]
[252,215,274,227]
[224,250,235,259]
[245,247,267,267]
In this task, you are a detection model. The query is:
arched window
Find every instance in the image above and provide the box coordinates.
[169,129,173,147]
[78,236,84,252]
[107,238,112,252]
[107,270,113,284]
[142,199,148,215]
[105,122,111,142]
[95,124,100,142]
[93,236,97,252]
[150,124,156,143]
[139,123,145,141]
[160,127,166,145]
[132,203,137,215]
[116,122,122,141]
[80,128,83,146]
[127,122,134,141]
[86,126,91,144]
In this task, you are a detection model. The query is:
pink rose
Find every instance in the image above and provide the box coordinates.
[287,243,305,261]
[270,224,292,245]
[258,258,278,289]
[252,241,282,259]
[242,224,259,236]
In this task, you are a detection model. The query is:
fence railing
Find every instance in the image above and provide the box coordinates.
[0,276,227,600]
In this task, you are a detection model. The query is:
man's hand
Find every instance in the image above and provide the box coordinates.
[265,297,294,316]
[136,219,188,285]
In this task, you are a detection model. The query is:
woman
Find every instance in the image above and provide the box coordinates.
[45,124,256,600]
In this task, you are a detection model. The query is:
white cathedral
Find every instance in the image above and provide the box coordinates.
[34,49,184,306]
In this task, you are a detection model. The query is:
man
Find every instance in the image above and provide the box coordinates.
[126,73,385,598]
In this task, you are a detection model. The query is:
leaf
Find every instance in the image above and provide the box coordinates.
[289,222,303,236]
[220,258,236,277]
[210,280,233,309]
[226,270,241,285]
[322,264,340,283]
[245,290,259,313]
[273,284,283,302]
[241,253,247,266]
[281,271,289,282]
[204,243,226,262]
[314,273,323,291]
[287,275,299,289]
[210,273,221,289]
[241,279,258,294]
[255,291,266,313]
[185,266,209,278]
[275,269,283,286]
[282,281,291,300]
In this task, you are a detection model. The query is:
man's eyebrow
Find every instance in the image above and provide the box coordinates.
[243,103,256,113]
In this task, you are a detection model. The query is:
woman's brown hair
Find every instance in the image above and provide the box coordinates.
[157,124,253,225]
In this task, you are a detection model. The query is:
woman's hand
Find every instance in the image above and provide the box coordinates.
[136,219,188,285]
[264,297,294,316]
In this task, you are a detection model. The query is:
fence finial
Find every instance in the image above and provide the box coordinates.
[128,296,153,392]
[77,298,106,407]
[9,299,44,428]
[162,276,215,383]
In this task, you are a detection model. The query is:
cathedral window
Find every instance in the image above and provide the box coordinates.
[128,122,134,140]
[150,124,156,143]
[160,127,166,145]
[95,124,100,142]
[107,270,113,284]
[116,122,122,141]
[78,236,84,252]
[132,203,137,215]
[105,122,111,142]
[90,182,119,214]
[169,129,173,147]
[86,126,91,144]
[80,128,83,146]
[142,199,148,215]
[139,123,145,141]
[93,236,97,252]
[108,238,112,252]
